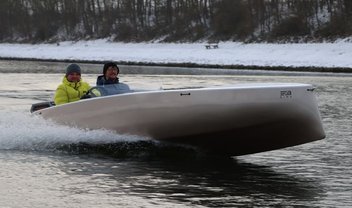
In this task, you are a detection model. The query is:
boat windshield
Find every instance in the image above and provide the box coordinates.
[86,83,133,97]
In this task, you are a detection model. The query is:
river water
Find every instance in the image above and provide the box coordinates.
[0,60,351,207]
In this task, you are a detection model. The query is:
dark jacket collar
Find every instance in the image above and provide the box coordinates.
[96,75,119,86]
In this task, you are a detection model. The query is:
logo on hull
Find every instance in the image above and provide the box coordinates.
[280,90,292,99]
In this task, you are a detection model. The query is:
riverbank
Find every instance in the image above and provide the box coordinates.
[1,39,352,73]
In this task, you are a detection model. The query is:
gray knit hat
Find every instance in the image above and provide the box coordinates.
[66,64,81,76]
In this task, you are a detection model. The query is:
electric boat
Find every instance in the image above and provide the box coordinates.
[31,83,325,156]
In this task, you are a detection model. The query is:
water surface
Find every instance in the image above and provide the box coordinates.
[0,60,351,207]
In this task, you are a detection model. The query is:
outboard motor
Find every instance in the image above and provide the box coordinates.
[30,101,55,113]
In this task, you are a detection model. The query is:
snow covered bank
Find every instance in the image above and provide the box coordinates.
[0,39,352,69]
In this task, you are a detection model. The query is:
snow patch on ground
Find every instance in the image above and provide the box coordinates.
[1,39,352,68]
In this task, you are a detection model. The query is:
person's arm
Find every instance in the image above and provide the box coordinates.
[54,86,69,105]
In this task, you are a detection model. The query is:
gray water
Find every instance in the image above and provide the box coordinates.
[0,60,351,207]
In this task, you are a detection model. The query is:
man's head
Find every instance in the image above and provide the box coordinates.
[103,62,119,80]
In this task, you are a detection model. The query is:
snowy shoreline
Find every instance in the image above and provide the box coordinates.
[1,39,352,72]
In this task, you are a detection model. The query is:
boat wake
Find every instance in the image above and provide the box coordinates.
[0,110,148,150]
[0,110,199,158]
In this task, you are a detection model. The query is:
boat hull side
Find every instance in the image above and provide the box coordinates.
[36,84,325,156]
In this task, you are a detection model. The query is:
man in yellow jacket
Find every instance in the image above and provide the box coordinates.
[54,63,91,105]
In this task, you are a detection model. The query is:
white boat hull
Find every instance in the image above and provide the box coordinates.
[35,83,325,156]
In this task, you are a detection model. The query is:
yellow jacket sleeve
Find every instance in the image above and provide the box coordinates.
[54,85,69,105]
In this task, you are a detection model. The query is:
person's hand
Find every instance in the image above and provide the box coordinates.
[80,94,92,99]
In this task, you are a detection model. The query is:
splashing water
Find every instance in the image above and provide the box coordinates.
[0,110,148,151]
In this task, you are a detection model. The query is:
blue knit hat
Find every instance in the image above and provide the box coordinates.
[66,64,81,76]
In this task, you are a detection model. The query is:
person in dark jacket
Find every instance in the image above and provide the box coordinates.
[96,62,130,95]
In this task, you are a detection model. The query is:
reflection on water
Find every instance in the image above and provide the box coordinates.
[64,156,324,207]
[0,60,351,207]
[0,151,324,207]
